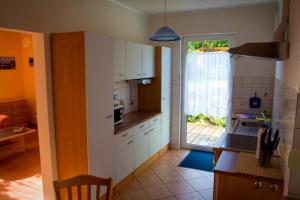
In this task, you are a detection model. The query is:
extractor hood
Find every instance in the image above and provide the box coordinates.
[229,0,290,60]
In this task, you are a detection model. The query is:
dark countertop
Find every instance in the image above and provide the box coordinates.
[114,110,161,135]
[220,133,257,153]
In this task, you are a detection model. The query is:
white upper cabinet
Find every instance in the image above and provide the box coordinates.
[113,39,126,82]
[126,41,142,80]
[142,45,155,78]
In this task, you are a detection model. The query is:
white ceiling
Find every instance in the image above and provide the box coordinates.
[113,0,276,15]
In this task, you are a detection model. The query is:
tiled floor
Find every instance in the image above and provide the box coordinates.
[0,148,43,200]
[114,149,214,200]
[187,122,225,147]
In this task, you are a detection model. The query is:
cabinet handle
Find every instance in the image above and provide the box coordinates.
[254,181,262,188]
[162,97,166,101]
[122,133,128,138]
[105,114,113,118]
[270,184,279,192]
[137,73,141,76]
[119,74,123,77]
[150,128,154,132]
[144,132,149,135]
[128,140,133,145]
[139,125,144,129]
[153,119,158,122]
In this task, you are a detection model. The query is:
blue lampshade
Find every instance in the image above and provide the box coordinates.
[150,26,181,41]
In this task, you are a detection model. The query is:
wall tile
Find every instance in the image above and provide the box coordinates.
[113,80,138,114]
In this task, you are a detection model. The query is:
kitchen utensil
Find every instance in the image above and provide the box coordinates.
[249,93,261,109]
[273,137,280,151]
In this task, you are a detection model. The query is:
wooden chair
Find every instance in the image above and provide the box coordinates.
[53,175,113,200]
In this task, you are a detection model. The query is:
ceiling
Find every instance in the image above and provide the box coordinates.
[113,0,276,15]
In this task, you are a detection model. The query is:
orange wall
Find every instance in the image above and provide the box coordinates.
[0,30,25,100]
[0,30,36,119]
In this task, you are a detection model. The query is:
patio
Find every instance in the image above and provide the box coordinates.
[187,122,225,147]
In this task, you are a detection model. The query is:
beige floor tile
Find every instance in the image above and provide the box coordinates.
[156,170,185,184]
[205,175,214,182]
[136,168,156,178]
[118,189,149,200]
[143,185,173,200]
[176,192,205,200]
[177,169,204,180]
[112,193,122,200]
[165,181,196,195]
[188,177,213,191]
[199,170,213,177]
[159,197,177,200]
[199,189,213,200]
[137,174,164,188]
[119,180,142,192]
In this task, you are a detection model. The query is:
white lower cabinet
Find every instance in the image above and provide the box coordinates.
[134,128,149,169]
[115,132,134,183]
[114,115,161,184]
[149,124,161,157]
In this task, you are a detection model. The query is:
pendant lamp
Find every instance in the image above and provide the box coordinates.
[150,0,180,41]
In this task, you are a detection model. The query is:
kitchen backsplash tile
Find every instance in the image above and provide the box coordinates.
[232,75,274,115]
[113,81,138,114]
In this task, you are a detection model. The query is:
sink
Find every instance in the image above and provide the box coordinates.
[241,121,266,128]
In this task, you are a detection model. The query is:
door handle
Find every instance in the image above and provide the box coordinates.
[105,114,113,118]
[128,140,134,145]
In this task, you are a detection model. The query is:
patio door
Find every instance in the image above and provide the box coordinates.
[181,34,235,151]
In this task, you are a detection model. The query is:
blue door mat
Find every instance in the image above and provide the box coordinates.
[178,150,214,172]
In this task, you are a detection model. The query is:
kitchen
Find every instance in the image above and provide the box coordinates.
[0,0,300,200]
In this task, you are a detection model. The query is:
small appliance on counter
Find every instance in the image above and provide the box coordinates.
[113,95,124,125]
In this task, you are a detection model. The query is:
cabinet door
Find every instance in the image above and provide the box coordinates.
[126,41,142,80]
[161,47,171,147]
[149,123,161,157]
[142,45,154,78]
[134,129,149,169]
[85,33,115,179]
[115,137,134,183]
[113,39,126,81]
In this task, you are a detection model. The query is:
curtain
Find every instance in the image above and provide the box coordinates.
[184,51,231,118]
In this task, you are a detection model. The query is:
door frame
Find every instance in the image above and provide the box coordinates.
[180,33,236,151]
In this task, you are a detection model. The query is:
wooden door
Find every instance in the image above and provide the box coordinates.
[126,41,142,80]
[51,32,88,180]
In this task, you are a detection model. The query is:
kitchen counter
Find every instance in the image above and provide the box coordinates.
[114,110,161,135]
[214,151,283,180]
[213,151,283,200]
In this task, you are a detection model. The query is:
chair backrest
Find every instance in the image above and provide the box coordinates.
[53,175,113,200]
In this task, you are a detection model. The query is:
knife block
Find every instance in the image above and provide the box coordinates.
[259,148,273,167]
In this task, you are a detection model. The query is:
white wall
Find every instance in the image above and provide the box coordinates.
[273,0,300,197]
[148,3,278,148]
[0,1,149,199]
[0,0,149,42]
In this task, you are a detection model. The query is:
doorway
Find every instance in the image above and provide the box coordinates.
[181,34,235,151]
[0,28,55,200]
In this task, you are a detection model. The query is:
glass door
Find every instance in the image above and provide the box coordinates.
[180,34,235,151]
